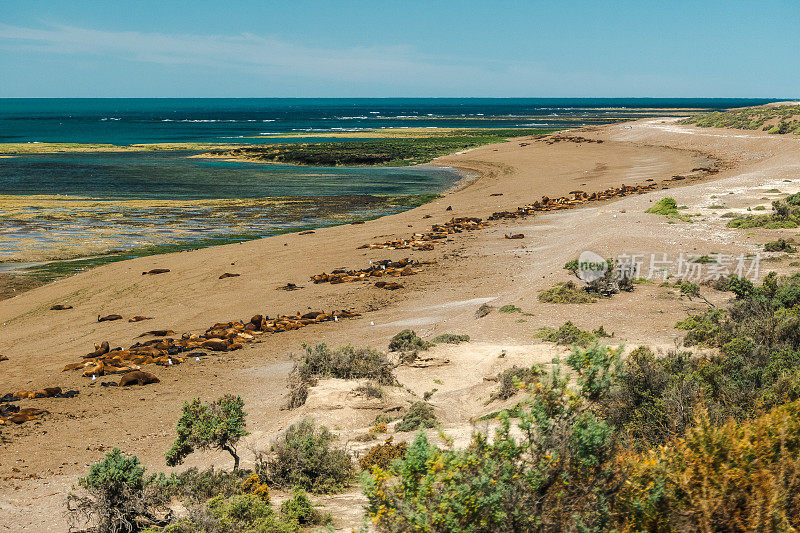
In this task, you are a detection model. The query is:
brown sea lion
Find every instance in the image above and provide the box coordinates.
[119,371,160,386]
[136,330,175,338]
[298,230,315,235]
[0,355,7,362]
[375,282,403,290]
[219,273,240,279]
[82,361,105,377]
[98,314,123,322]
[142,268,170,275]
[4,408,48,425]
[49,304,73,310]
[200,338,230,351]
[83,341,110,359]
[505,233,525,239]
[12,387,61,400]
[129,316,153,322]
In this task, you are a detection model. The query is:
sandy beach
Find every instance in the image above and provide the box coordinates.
[3,117,800,531]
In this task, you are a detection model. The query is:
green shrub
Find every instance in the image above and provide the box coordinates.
[538,281,596,303]
[156,467,248,504]
[764,237,796,252]
[280,488,330,526]
[536,321,598,347]
[646,197,691,221]
[728,198,800,228]
[498,305,521,313]
[166,395,248,469]
[365,347,619,532]
[258,419,353,493]
[68,448,162,533]
[388,329,433,359]
[152,494,298,533]
[294,343,396,383]
[617,401,800,532]
[353,382,383,399]
[287,343,397,408]
[430,333,470,344]
[490,365,541,401]
[395,402,438,432]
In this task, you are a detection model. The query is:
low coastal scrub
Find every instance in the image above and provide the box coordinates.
[287,343,397,408]
[395,401,438,432]
[430,333,470,344]
[645,197,692,221]
[616,402,800,531]
[539,258,635,304]
[279,488,331,527]
[764,237,796,252]
[538,281,597,303]
[364,341,800,532]
[68,448,166,533]
[204,129,553,167]
[680,104,800,134]
[535,321,612,347]
[359,438,409,472]
[389,329,433,363]
[728,197,800,228]
[142,494,300,533]
[258,419,354,494]
[489,365,541,401]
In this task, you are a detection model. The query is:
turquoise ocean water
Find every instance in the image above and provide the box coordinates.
[0,98,779,267]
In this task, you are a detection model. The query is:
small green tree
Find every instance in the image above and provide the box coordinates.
[166,395,248,469]
[68,448,159,533]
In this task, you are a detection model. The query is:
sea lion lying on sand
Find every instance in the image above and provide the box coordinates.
[129,316,153,322]
[0,355,7,362]
[119,371,160,386]
[361,218,487,251]
[505,233,525,239]
[219,273,240,279]
[0,408,48,425]
[9,387,76,400]
[142,268,170,275]
[311,258,429,285]
[375,282,403,290]
[98,314,123,322]
[49,304,72,310]
[136,330,175,338]
[277,283,303,291]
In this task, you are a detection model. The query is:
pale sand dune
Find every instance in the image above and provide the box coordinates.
[3,119,800,531]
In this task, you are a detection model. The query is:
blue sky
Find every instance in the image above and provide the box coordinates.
[1,0,798,98]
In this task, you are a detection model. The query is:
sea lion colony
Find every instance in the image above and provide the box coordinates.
[2,310,361,427]
[0,182,667,429]
[60,309,361,379]
[310,258,436,285]
[359,217,488,250]
[360,183,659,250]
[0,387,78,425]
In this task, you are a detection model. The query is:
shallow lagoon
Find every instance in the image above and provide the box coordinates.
[0,151,459,264]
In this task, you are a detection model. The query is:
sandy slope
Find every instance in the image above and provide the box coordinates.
[2,118,800,531]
